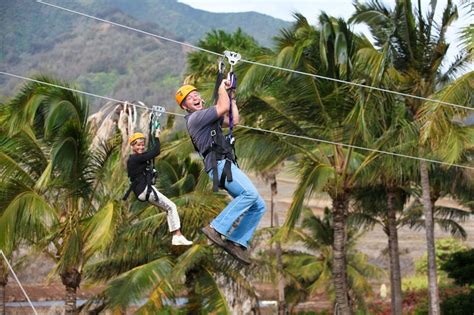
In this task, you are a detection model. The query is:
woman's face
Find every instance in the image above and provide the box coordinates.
[131,138,145,154]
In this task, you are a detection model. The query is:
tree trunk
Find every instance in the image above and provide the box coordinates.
[65,285,77,315]
[420,161,440,315]
[0,264,6,315]
[269,174,286,315]
[274,213,286,315]
[332,194,352,315]
[61,269,81,315]
[387,190,403,315]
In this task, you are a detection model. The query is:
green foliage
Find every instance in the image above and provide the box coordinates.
[441,290,474,315]
[1,0,288,109]
[402,274,431,292]
[441,248,474,286]
[100,0,288,46]
[267,208,382,310]
[415,238,468,274]
[77,71,121,97]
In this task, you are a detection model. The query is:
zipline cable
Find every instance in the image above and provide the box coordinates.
[35,0,473,112]
[2,70,473,171]
[0,250,38,315]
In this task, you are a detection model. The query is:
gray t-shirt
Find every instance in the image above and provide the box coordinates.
[185,107,224,172]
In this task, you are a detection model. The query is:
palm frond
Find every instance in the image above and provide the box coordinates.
[83,201,122,258]
[103,257,175,308]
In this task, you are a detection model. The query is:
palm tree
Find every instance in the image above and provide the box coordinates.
[351,185,408,315]
[81,150,258,314]
[351,175,471,314]
[182,20,410,313]
[0,76,121,314]
[0,261,6,315]
[351,1,473,312]
[0,102,60,313]
[401,163,473,236]
[234,14,393,314]
[181,15,395,314]
[280,207,381,312]
[261,166,287,315]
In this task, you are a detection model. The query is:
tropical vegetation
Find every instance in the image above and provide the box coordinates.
[0,0,472,314]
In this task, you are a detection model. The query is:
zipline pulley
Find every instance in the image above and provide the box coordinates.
[150,105,165,133]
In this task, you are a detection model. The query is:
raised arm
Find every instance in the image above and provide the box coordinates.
[214,80,239,127]
[215,79,231,118]
[222,96,239,127]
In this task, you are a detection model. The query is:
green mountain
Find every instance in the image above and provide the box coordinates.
[97,0,288,46]
[0,0,289,110]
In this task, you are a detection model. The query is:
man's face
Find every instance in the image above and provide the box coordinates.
[183,91,204,112]
[131,138,145,154]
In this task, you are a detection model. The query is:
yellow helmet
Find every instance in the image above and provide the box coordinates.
[128,132,145,145]
[175,84,197,107]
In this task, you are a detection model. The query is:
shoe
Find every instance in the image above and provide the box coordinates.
[172,235,193,246]
[201,225,226,248]
[223,241,251,265]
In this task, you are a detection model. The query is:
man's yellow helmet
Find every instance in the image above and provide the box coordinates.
[128,132,145,145]
[175,84,197,107]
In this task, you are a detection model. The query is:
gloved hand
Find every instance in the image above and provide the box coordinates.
[155,128,161,138]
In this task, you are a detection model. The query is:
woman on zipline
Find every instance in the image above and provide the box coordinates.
[124,129,193,246]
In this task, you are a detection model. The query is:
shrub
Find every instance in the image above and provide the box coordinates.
[441,290,474,315]
[441,248,474,286]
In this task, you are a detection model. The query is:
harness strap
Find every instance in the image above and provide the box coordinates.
[227,71,237,140]
[122,163,158,202]
[219,159,233,188]
[210,151,220,192]
[122,181,136,200]
[212,58,226,105]
[144,183,159,202]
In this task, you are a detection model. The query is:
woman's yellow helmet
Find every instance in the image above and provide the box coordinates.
[128,132,145,145]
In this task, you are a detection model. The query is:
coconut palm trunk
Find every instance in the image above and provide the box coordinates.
[61,269,81,315]
[275,240,286,315]
[332,194,351,315]
[386,190,403,315]
[0,265,6,315]
[274,214,286,315]
[420,161,440,314]
[268,174,286,315]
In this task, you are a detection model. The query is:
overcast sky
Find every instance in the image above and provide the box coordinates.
[178,0,471,26]
[178,0,473,70]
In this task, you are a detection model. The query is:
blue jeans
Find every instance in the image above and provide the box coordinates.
[208,160,266,248]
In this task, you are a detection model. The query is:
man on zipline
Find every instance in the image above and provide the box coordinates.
[176,80,266,265]
[124,129,193,246]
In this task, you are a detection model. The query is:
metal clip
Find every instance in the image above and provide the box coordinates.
[224,50,241,66]
[151,105,165,117]
[218,57,226,74]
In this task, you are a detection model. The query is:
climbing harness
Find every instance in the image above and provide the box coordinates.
[122,104,165,201]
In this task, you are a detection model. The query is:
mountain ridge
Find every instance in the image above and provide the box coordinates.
[0,0,290,109]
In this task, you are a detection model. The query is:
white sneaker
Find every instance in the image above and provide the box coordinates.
[172,235,193,246]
